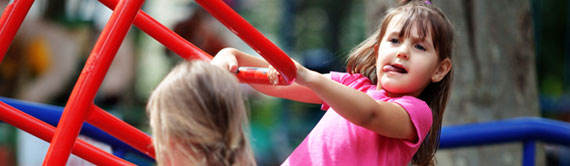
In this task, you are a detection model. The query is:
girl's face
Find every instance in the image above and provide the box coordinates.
[376,14,449,97]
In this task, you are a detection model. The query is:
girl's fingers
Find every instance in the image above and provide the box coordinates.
[212,56,238,73]
[229,63,238,73]
[267,66,279,85]
[228,55,239,73]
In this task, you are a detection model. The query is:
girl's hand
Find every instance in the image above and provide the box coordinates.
[211,48,239,73]
[267,60,319,86]
[292,61,318,86]
[267,65,280,85]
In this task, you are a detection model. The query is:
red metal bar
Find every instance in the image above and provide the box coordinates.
[43,0,144,164]
[0,0,34,63]
[87,105,155,158]
[194,0,297,84]
[236,67,288,85]
[98,0,212,61]
[99,0,286,85]
[0,102,134,165]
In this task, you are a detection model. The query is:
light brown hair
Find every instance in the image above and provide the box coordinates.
[147,60,255,165]
[346,0,453,165]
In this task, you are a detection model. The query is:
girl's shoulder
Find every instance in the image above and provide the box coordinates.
[329,71,373,87]
[387,95,429,110]
[388,95,432,128]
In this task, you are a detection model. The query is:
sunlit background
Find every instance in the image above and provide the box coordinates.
[0,0,568,165]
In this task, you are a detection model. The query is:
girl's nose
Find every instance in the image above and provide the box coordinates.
[396,44,410,60]
[397,52,409,60]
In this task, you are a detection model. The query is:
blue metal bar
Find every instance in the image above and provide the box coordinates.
[523,140,536,166]
[4,96,569,164]
[0,97,153,162]
[440,117,570,148]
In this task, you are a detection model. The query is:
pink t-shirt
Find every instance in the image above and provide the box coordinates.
[282,72,433,166]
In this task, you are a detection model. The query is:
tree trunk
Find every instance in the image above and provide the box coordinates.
[364,0,541,165]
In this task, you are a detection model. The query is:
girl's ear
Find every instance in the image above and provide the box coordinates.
[431,58,452,82]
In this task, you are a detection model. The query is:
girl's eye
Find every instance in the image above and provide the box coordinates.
[389,38,400,44]
[415,44,426,51]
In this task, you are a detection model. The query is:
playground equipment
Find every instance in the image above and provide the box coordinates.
[440,117,570,166]
[3,97,570,165]
[0,0,569,165]
[0,0,296,165]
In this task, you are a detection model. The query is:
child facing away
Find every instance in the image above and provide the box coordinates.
[212,0,453,165]
[146,60,256,166]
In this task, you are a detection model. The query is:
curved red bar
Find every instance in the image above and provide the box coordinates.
[194,0,297,84]
[98,0,213,61]
[87,105,155,158]
[99,0,286,85]
[44,0,144,164]
[0,0,34,63]
[0,102,134,165]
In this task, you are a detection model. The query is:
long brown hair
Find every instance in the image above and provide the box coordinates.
[147,60,255,165]
[346,0,454,165]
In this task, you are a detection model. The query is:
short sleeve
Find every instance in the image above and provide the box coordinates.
[390,96,433,148]
[321,72,346,110]
[329,71,350,84]
[321,72,376,111]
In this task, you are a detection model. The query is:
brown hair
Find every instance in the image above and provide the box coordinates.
[346,0,453,165]
[147,60,255,165]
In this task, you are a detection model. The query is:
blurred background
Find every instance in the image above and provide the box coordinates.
[0,0,568,165]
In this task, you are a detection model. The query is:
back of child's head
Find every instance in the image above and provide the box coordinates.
[346,0,454,165]
[147,60,255,166]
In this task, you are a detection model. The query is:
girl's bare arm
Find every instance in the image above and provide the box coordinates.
[214,48,416,141]
[212,48,322,104]
[296,65,418,141]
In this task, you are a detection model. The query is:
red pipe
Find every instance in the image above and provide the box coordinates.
[0,0,34,63]
[236,67,288,85]
[44,0,144,164]
[194,0,297,84]
[0,102,134,165]
[99,0,287,85]
[98,0,212,61]
[87,105,155,158]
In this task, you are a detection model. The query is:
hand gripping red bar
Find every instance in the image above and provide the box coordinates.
[236,67,288,85]
[194,0,297,84]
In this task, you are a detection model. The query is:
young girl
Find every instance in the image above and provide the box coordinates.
[212,0,453,165]
[147,60,256,165]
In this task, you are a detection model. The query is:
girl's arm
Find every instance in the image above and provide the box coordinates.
[214,48,417,140]
[295,65,418,141]
[212,48,322,104]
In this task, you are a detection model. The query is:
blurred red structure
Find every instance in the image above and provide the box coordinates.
[0,0,296,165]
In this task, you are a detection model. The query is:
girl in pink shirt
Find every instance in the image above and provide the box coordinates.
[212,0,454,165]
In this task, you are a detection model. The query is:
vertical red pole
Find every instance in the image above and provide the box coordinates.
[43,0,144,164]
[194,0,297,84]
[87,105,155,158]
[98,0,213,61]
[0,102,135,165]
[0,0,35,63]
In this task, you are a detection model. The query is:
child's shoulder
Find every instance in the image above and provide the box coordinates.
[330,71,372,86]
[388,95,432,123]
[388,95,428,109]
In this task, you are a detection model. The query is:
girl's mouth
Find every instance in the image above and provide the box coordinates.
[382,64,408,74]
